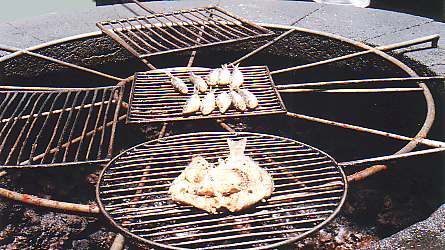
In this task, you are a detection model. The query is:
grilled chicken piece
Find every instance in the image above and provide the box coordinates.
[169,139,274,214]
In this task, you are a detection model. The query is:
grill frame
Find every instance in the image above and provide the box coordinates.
[96,132,348,249]
[127,66,287,123]
[0,12,438,248]
[96,6,274,59]
[0,86,124,168]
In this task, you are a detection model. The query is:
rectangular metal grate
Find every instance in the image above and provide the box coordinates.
[97,6,274,58]
[127,66,287,123]
[0,86,124,168]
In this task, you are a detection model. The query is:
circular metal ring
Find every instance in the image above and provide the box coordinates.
[96,132,348,249]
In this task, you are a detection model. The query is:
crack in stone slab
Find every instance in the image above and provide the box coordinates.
[363,20,435,43]
[430,63,445,66]
[6,22,45,43]
[290,5,323,26]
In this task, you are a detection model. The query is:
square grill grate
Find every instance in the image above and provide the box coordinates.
[127,66,287,123]
[97,6,274,58]
[0,86,124,168]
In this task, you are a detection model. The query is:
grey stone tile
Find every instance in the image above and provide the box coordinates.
[365,21,445,67]
[297,4,433,42]
[0,22,42,49]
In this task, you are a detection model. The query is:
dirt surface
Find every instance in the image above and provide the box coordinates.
[0,169,116,249]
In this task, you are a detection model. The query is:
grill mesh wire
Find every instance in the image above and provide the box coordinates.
[97,132,347,249]
[0,86,123,168]
[97,6,274,58]
[127,66,287,123]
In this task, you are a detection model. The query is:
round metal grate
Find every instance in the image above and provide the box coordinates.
[97,132,347,249]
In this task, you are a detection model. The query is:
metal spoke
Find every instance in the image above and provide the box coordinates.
[340,147,445,167]
[0,45,124,81]
[286,112,445,148]
[278,87,423,93]
[271,34,440,75]
[186,7,215,67]
[231,29,296,65]
[276,76,445,90]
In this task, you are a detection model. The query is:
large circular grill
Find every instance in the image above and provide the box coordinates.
[97,132,347,249]
[1,1,445,249]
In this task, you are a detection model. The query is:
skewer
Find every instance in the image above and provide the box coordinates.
[0,44,124,81]
[186,3,216,67]
[275,76,445,90]
[340,147,445,167]
[345,148,445,182]
[286,112,445,148]
[0,159,99,214]
[0,186,100,214]
[278,87,423,93]
[231,29,296,65]
[110,234,126,250]
[271,34,440,75]
[217,119,236,133]
[229,7,322,65]
[347,165,387,183]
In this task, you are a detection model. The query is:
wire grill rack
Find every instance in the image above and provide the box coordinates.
[97,6,274,58]
[127,66,287,123]
[0,86,123,168]
[97,132,347,249]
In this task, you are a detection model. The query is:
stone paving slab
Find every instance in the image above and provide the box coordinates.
[363,204,445,249]
[365,21,445,68]
[296,4,433,42]
[0,22,43,49]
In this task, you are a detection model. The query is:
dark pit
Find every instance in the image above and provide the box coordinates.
[0,25,444,249]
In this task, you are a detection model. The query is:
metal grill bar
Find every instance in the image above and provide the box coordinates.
[85,89,104,160]
[102,156,327,184]
[63,91,90,162]
[109,190,342,219]
[104,179,342,211]
[97,6,274,58]
[276,76,445,89]
[102,171,340,202]
[127,66,286,123]
[51,91,82,163]
[278,87,423,93]
[105,156,326,178]
[104,154,327,178]
[170,228,311,246]
[97,132,347,249]
[102,160,332,190]
[0,86,123,168]
[1,93,37,164]
[116,194,342,227]
[133,199,337,233]
[17,93,54,163]
[102,164,335,196]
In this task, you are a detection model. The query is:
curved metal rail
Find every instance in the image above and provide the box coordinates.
[97,132,348,250]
